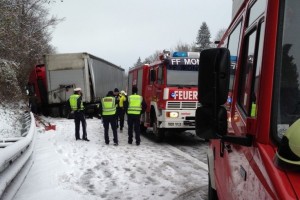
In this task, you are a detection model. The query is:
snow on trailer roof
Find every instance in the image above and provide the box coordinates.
[44,52,124,72]
[87,53,125,72]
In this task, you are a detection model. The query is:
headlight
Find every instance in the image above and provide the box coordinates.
[166,111,179,118]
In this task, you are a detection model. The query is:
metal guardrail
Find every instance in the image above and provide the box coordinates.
[0,112,36,200]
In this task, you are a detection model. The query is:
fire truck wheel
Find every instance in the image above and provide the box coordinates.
[153,116,165,142]
[140,124,147,133]
[208,173,218,200]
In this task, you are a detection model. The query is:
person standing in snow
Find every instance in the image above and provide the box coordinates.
[118,90,127,132]
[99,91,118,146]
[69,88,89,141]
[113,88,120,128]
[124,86,147,146]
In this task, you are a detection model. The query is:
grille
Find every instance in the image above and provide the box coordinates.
[166,101,199,109]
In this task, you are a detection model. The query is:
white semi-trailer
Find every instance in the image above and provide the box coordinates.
[28,52,125,117]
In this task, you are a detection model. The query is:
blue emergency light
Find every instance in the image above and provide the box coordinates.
[172,52,200,58]
[173,52,188,57]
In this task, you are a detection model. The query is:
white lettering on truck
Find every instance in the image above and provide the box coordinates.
[173,91,198,100]
[171,59,181,65]
[184,58,199,65]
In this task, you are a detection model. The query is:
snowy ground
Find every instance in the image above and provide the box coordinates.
[13,117,208,200]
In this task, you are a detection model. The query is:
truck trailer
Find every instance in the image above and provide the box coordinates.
[28,52,125,117]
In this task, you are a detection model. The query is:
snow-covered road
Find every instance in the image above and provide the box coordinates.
[13,117,208,200]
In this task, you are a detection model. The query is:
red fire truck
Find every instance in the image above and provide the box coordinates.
[196,0,300,199]
[128,51,199,141]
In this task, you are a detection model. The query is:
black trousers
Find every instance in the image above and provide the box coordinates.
[117,108,125,130]
[74,111,87,139]
[102,115,118,144]
[127,114,141,144]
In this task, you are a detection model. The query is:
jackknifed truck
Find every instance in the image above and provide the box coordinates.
[27,52,125,117]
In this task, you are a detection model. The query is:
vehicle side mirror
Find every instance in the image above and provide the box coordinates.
[198,48,230,105]
[196,48,230,139]
[150,70,156,82]
[196,105,227,138]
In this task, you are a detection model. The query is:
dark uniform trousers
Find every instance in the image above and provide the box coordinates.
[102,115,118,144]
[117,107,125,130]
[74,111,87,140]
[127,114,141,144]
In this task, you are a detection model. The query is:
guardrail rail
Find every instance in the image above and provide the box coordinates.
[0,112,36,200]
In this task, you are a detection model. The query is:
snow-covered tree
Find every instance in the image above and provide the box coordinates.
[0,0,63,92]
[171,41,192,52]
[214,28,227,42]
[133,57,143,68]
[211,28,227,48]
[144,50,160,64]
[195,22,211,52]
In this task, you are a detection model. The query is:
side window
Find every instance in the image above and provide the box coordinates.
[236,0,266,117]
[137,68,143,94]
[248,0,266,26]
[227,22,242,92]
[238,30,256,115]
[252,21,265,117]
[238,21,265,117]
[149,69,154,85]
[157,65,164,84]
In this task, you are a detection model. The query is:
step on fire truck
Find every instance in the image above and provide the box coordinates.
[196,0,300,199]
[128,50,199,141]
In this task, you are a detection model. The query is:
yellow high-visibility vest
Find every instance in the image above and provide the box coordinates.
[102,97,116,115]
[128,94,142,115]
[251,103,257,117]
[119,94,126,108]
[69,94,84,111]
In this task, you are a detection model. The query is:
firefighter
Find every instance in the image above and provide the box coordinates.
[275,119,300,171]
[69,88,89,141]
[100,91,118,145]
[118,90,127,132]
[125,86,147,146]
[113,88,120,128]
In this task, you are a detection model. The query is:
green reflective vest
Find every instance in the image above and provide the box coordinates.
[128,94,142,115]
[69,94,84,111]
[102,97,116,115]
[251,103,256,117]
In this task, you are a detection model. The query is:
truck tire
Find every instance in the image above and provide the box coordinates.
[140,123,147,133]
[60,105,69,118]
[208,173,218,200]
[153,115,165,142]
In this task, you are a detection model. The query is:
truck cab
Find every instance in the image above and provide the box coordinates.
[196,0,300,199]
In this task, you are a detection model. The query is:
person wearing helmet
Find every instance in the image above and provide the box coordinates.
[69,87,89,141]
[275,119,300,171]
[118,90,127,132]
[113,88,120,128]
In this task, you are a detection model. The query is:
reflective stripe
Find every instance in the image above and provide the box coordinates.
[102,97,116,115]
[69,94,84,111]
[128,94,142,115]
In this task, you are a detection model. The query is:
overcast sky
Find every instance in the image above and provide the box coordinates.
[48,0,232,71]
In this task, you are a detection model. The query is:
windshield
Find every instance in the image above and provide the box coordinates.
[166,65,198,86]
[275,1,300,139]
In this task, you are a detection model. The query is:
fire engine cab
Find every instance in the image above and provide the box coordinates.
[128,51,199,141]
[196,0,300,199]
